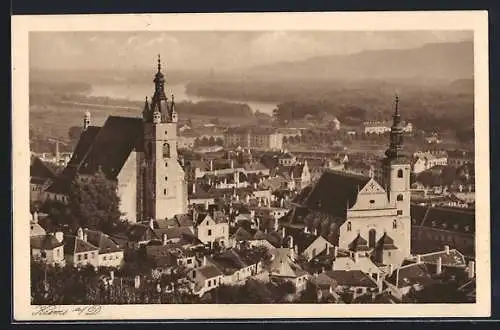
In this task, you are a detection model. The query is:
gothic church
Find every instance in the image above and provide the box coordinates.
[53,55,187,222]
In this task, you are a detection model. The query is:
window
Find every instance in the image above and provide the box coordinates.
[397,210,403,216]
[187,259,192,264]
[163,143,170,158]
[368,229,376,248]
[397,169,403,178]
[369,199,375,204]
[165,176,168,181]
[165,130,168,135]
[388,251,392,257]
[84,253,88,260]
[393,219,397,229]
[164,189,167,195]
[207,280,211,287]
[397,194,404,201]
[347,222,352,232]
[208,229,212,236]
[78,254,82,261]
[103,256,107,261]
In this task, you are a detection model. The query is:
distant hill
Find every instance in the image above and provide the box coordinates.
[245,41,474,83]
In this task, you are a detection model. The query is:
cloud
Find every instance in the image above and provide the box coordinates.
[30,31,472,71]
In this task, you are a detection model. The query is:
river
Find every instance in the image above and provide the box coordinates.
[85,82,278,115]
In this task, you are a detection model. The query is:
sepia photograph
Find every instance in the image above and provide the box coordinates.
[12,12,490,320]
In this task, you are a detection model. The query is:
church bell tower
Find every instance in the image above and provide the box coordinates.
[141,55,188,221]
[382,95,411,257]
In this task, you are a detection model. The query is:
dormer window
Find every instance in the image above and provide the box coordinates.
[347,221,352,232]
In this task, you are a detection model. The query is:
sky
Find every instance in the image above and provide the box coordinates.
[30,31,473,72]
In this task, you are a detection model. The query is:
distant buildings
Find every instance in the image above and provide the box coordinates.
[363,120,412,135]
[224,127,283,151]
[412,151,448,174]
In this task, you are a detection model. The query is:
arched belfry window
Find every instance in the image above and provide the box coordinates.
[393,219,397,229]
[347,222,352,232]
[163,143,170,158]
[397,169,403,178]
[397,194,404,201]
[368,229,376,248]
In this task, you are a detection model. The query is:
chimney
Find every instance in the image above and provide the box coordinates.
[282,227,286,239]
[245,194,250,203]
[231,159,234,169]
[444,245,450,255]
[294,244,299,257]
[149,218,155,230]
[436,256,442,275]
[32,211,38,223]
[210,160,214,171]
[110,270,114,282]
[83,228,88,242]
[289,235,294,249]
[468,261,475,279]
[280,198,284,208]
[162,233,167,245]
[55,231,64,243]
[192,182,196,194]
[134,275,141,289]
[274,218,279,232]
[203,255,207,266]
[253,182,258,189]
[234,171,239,184]
[314,228,318,236]
[205,200,210,211]
[353,252,359,263]
[303,226,309,234]
[416,254,421,263]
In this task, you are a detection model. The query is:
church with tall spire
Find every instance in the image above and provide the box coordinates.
[49,55,187,223]
[282,95,412,269]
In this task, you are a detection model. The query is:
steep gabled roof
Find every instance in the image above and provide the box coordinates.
[411,204,475,234]
[66,126,101,168]
[324,270,377,288]
[64,235,99,254]
[293,170,370,218]
[78,116,143,179]
[85,229,123,254]
[30,156,57,180]
[30,234,63,250]
[385,263,435,288]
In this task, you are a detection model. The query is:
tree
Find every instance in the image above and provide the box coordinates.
[67,167,122,233]
[297,281,319,303]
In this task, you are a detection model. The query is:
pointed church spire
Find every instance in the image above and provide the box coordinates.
[142,96,151,121]
[385,94,406,161]
[157,53,162,72]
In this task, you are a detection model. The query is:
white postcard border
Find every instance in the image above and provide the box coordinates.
[12,11,490,320]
